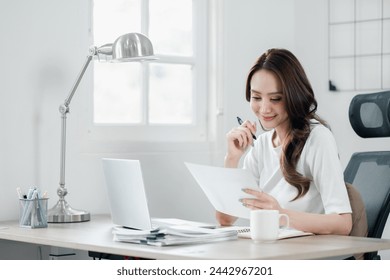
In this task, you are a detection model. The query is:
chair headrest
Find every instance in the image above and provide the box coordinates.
[349,91,390,138]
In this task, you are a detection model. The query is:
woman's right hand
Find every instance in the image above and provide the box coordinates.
[225,120,256,162]
[216,211,237,226]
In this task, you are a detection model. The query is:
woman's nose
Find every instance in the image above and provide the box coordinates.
[260,100,272,113]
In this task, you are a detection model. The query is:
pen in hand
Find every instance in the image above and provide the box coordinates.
[236,116,257,142]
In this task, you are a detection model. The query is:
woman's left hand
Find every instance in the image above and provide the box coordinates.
[241,188,282,211]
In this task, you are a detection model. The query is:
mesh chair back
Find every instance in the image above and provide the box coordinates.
[344,152,390,238]
[347,91,390,259]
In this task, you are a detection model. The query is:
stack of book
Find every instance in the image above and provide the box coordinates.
[112,225,238,246]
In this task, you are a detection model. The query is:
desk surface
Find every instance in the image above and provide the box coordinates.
[1,214,390,260]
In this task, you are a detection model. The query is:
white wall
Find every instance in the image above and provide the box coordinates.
[0,0,389,259]
[0,0,90,220]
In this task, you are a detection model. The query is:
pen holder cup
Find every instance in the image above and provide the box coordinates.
[19,198,49,228]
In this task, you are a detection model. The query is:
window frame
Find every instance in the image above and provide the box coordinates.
[87,0,209,143]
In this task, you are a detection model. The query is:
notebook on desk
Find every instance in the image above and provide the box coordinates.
[232,226,314,240]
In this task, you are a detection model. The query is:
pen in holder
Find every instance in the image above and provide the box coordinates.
[19,198,49,228]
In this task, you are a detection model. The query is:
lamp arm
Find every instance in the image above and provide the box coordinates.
[63,47,97,107]
[58,47,96,198]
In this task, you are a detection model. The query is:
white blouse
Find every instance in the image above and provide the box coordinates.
[243,124,352,214]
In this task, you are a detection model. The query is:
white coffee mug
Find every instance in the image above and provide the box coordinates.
[250,209,289,242]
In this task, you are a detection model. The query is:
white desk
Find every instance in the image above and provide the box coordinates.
[1,214,390,260]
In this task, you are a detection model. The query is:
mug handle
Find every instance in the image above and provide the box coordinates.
[279,214,289,228]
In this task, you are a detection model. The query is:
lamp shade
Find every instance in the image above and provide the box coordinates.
[111,33,155,62]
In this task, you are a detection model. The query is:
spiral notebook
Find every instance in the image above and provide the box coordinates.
[234,226,313,240]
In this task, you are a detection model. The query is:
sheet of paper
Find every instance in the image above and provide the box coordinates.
[151,218,216,228]
[185,162,259,219]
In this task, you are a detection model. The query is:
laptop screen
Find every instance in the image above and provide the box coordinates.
[102,158,153,230]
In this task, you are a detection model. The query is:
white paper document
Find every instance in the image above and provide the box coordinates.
[185,162,259,219]
[112,224,238,246]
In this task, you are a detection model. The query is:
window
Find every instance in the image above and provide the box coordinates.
[91,0,208,142]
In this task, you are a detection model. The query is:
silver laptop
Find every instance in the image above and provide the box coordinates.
[102,158,154,230]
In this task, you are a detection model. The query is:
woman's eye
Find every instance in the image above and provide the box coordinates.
[251,97,261,101]
[271,98,282,102]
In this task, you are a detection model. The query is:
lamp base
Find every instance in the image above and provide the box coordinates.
[47,199,90,223]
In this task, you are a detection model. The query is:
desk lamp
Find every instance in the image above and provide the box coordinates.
[48,33,155,223]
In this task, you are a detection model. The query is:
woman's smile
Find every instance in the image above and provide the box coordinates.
[261,115,276,122]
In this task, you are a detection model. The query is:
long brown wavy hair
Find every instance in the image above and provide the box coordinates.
[245,48,327,200]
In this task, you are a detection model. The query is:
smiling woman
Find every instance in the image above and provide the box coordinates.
[218,48,353,236]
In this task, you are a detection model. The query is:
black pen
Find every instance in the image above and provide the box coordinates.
[236,116,257,141]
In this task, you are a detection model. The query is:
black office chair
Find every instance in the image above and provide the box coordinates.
[344,90,390,260]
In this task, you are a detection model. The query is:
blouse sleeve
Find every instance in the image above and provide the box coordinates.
[243,134,266,186]
[303,125,352,214]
